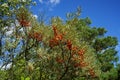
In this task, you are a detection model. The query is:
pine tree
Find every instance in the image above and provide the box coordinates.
[0,1,119,80]
[66,7,119,80]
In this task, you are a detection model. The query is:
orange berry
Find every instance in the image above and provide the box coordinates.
[74,63,80,68]
[52,26,58,36]
[79,61,87,67]
[89,68,95,77]
[66,40,72,50]
[78,49,85,56]
[19,19,30,27]
[56,57,64,64]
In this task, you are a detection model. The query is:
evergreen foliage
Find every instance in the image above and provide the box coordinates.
[0,1,119,80]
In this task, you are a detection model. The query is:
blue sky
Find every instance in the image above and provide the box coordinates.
[31,0,120,59]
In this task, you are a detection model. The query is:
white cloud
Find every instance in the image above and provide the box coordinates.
[116,42,120,50]
[38,0,61,11]
[39,0,43,3]
[33,14,38,19]
[39,0,60,5]
[0,63,12,70]
[49,0,60,5]
[6,31,13,36]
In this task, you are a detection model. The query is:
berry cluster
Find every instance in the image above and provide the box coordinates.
[28,32,42,42]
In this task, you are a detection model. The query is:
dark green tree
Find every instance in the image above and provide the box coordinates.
[66,7,119,80]
[0,1,119,79]
[116,64,120,80]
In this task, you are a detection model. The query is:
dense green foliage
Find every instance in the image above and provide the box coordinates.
[0,0,119,80]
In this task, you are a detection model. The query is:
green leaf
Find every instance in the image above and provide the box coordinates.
[25,77,30,80]
[21,76,24,80]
